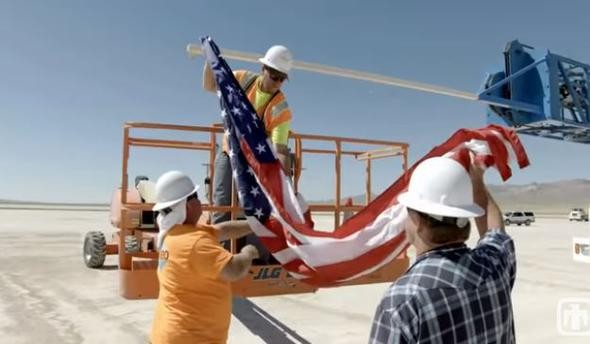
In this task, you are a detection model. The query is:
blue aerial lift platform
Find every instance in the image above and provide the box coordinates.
[480,40,590,143]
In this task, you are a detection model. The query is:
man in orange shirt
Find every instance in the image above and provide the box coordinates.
[150,170,259,344]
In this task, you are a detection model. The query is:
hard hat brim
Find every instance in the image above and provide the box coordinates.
[398,191,484,218]
[259,57,289,75]
[153,185,200,211]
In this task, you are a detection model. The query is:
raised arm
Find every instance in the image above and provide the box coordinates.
[213,220,252,242]
[203,62,217,93]
[471,163,505,238]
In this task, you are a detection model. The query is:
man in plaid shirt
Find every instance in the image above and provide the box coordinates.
[369,157,516,343]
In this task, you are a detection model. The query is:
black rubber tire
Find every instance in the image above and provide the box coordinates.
[83,231,106,268]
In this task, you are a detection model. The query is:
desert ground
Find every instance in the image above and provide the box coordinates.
[1,208,589,343]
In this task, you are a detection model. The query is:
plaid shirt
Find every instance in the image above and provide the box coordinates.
[369,229,516,344]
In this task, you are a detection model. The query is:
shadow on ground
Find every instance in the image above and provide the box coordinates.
[233,298,311,344]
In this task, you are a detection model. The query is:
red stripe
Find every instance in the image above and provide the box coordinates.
[450,148,472,170]
[487,125,530,168]
[474,154,494,168]
[484,130,512,180]
[258,237,288,253]
[240,139,287,212]
[282,258,315,278]
[301,233,409,286]
[254,217,303,253]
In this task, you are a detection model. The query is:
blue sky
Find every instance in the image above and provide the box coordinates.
[2,0,589,203]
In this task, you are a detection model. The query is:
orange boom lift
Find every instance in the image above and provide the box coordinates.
[83,121,410,299]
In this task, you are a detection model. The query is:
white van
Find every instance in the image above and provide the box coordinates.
[568,208,588,222]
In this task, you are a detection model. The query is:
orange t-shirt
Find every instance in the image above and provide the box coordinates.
[150,224,233,344]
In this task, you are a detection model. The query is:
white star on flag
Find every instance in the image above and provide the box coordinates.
[232,107,241,116]
[228,149,235,158]
[250,186,260,197]
[255,143,266,154]
[254,208,264,219]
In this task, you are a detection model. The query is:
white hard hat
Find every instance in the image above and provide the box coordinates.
[258,45,293,75]
[153,171,200,211]
[398,157,484,218]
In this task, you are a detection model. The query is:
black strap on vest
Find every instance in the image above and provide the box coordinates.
[243,75,281,129]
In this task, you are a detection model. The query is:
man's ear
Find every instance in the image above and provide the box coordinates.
[411,211,429,239]
[407,208,421,226]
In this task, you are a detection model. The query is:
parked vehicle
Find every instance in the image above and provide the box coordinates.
[568,208,588,222]
[504,211,531,226]
[523,211,535,223]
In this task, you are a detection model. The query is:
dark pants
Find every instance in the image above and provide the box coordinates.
[212,150,233,225]
[212,150,272,263]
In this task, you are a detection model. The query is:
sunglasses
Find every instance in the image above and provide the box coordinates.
[265,67,287,82]
[159,192,199,215]
[186,192,199,202]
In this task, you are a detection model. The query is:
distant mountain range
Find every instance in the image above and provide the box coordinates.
[3,179,590,214]
[317,179,590,215]
[487,179,590,214]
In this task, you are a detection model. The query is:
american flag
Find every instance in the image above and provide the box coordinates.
[201,36,530,286]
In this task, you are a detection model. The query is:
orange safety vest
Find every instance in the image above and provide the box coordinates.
[222,71,292,153]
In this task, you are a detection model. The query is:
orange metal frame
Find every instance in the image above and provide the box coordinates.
[112,121,410,299]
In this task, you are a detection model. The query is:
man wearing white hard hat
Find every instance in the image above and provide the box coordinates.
[370,157,516,343]
[203,44,294,226]
[150,171,259,344]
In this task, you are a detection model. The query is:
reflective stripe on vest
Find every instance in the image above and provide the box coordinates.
[263,95,291,133]
[222,71,292,152]
[271,100,289,119]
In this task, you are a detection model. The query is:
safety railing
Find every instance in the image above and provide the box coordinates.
[118,121,409,264]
